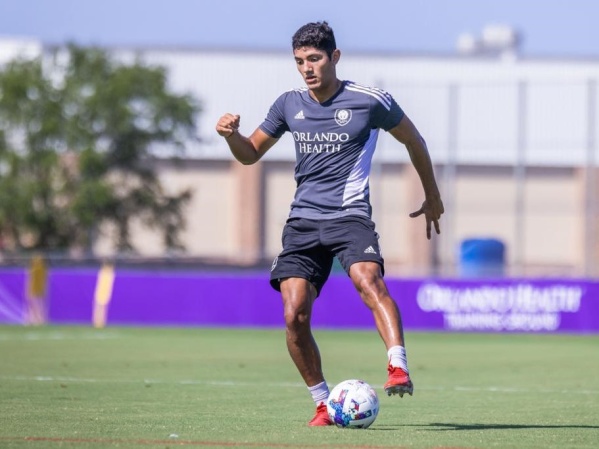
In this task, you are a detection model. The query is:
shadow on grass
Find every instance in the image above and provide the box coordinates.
[373,423,599,431]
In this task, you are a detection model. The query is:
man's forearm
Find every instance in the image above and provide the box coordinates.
[225,131,261,165]
[407,138,440,197]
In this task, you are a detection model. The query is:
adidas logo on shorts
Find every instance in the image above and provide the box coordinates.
[364,246,377,254]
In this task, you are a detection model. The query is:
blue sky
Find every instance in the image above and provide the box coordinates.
[1,0,598,57]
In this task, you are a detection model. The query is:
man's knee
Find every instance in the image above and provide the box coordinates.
[350,263,385,295]
[281,278,316,328]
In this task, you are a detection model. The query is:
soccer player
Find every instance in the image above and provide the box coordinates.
[216,21,444,426]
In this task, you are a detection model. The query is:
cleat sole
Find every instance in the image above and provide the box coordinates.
[384,384,414,397]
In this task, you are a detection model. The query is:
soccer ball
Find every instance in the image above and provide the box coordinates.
[326,379,379,429]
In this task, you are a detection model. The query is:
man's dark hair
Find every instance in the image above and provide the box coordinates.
[292,21,337,58]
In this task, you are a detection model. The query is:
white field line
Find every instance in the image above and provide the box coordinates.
[1,375,598,396]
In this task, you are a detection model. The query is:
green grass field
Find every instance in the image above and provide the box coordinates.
[1,326,598,449]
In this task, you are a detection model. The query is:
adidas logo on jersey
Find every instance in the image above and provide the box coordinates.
[364,246,377,254]
[294,110,305,119]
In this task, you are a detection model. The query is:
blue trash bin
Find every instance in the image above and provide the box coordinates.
[459,238,505,278]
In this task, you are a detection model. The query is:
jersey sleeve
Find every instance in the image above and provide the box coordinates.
[370,89,405,131]
[259,93,290,138]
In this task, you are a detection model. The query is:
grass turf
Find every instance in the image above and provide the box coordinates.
[0,325,598,449]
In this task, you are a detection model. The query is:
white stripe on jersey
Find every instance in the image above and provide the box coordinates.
[345,82,393,111]
[290,87,308,93]
[342,128,379,207]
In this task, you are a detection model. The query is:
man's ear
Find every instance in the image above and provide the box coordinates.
[332,49,341,64]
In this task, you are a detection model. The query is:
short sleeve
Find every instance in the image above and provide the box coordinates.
[259,93,290,138]
[371,89,405,131]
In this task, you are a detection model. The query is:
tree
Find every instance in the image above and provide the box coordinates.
[0,44,200,255]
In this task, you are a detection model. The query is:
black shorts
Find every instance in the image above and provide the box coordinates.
[269,215,385,296]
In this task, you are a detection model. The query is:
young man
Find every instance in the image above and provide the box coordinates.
[216,21,444,426]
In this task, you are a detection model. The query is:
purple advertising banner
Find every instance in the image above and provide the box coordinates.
[0,269,26,324]
[1,269,597,333]
[385,279,597,333]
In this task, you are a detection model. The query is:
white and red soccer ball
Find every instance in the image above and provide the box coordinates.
[326,379,380,429]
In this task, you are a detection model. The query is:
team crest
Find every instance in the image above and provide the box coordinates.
[334,109,352,126]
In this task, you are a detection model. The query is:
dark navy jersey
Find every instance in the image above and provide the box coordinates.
[259,80,404,219]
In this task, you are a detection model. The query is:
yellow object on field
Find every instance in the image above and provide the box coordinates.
[25,254,48,325]
[27,255,48,299]
[93,263,116,328]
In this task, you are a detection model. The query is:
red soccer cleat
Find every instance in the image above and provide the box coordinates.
[384,365,414,397]
[308,402,333,427]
